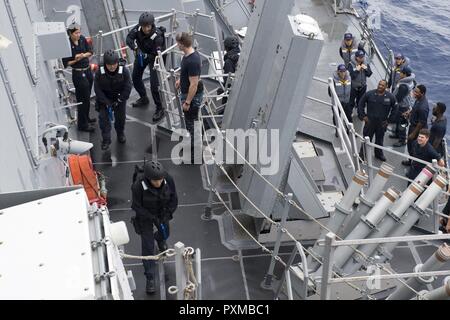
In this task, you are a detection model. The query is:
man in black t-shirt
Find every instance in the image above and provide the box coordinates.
[175,32,204,164]
[62,22,96,132]
[403,85,429,165]
[405,129,445,182]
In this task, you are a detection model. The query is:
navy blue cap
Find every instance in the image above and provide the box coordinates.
[355,50,365,57]
[337,64,347,72]
[395,52,404,59]
[400,65,412,76]
[344,33,353,40]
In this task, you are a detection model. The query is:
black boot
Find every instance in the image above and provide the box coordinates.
[375,154,386,162]
[152,109,165,122]
[132,96,149,108]
[117,133,126,144]
[101,140,111,151]
[157,240,168,253]
[146,277,155,294]
[402,159,412,166]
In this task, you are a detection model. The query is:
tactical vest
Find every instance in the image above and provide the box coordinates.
[350,56,368,89]
[391,57,410,89]
[340,40,358,66]
[393,75,415,111]
[136,26,165,55]
[333,71,351,104]
[98,65,125,100]
[139,178,174,218]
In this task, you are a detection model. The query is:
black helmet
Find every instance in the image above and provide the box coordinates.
[224,36,239,51]
[144,160,165,180]
[139,12,155,27]
[103,49,119,65]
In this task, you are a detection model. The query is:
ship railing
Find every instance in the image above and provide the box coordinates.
[327,77,362,173]
[318,232,450,300]
[94,10,180,62]
[93,9,225,73]
[304,78,450,231]
[90,8,227,135]
[328,75,450,181]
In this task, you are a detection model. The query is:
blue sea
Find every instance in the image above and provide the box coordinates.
[364,0,450,139]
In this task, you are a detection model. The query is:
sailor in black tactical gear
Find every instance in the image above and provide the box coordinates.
[223,36,240,87]
[62,22,96,132]
[217,36,240,112]
[94,50,132,150]
[131,161,178,294]
[126,12,166,123]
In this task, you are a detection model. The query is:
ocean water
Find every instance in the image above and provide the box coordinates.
[365,0,450,138]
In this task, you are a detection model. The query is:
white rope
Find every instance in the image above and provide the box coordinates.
[183,249,198,300]
[119,248,175,261]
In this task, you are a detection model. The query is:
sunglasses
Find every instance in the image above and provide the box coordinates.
[395,57,403,60]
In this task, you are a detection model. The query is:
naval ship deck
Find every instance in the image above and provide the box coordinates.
[72,0,448,300]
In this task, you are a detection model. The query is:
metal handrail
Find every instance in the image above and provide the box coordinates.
[330,270,450,284]
[328,78,360,171]
[318,233,450,247]
[320,232,450,299]
[97,9,223,39]
[327,75,450,198]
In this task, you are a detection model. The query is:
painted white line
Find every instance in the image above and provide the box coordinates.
[126,115,156,129]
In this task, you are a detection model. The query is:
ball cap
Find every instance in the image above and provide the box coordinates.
[400,65,412,76]
[337,64,347,72]
[355,50,365,57]
[344,33,353,40]
[395,52,404,59]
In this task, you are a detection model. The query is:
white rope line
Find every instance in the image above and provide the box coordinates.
[183,249,198,300]
[119,249,176,261]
